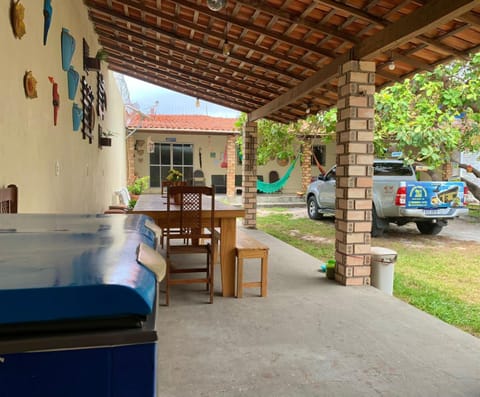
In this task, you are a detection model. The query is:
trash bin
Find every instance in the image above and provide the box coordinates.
[370,246,397,295]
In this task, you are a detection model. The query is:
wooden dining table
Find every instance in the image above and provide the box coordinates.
[132,193,245,297]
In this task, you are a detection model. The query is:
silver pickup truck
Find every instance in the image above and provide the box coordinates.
[306,159,469,236]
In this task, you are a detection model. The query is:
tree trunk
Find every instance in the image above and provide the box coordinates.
[459,163,480,202]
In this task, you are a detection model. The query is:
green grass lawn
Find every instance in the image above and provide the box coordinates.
[257,211,480,337]
[468,203,480,218]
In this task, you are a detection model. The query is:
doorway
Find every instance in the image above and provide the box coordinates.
[149,143,193,187]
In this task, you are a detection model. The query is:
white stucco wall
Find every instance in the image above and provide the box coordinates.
[0,2,126,213]
[132,133,337,194]
[133,132,232,188]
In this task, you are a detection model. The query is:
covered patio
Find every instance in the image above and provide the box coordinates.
[156,227,480,396]
[85,0,480,285]
[1,1,480,395]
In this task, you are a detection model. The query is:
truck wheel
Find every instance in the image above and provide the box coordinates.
[416,222,443,235]
[307,196,323,220]
[371,208,385,237]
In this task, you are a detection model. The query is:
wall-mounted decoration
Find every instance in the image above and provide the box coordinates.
[10,0,26,39]
[98,125,112,148]
[67,66,79,100]
[72,103,82,131]
[147,136,155,153]
[61,28,75,71]
[97,72,107,120]
[81,76,95,143]
[43,0,52,45]
[220,143,228,168]
[48,76,59,126]
[23,71,37,99]
[83,39,100,72]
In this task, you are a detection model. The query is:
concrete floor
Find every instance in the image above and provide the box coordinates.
[155,228,480,397]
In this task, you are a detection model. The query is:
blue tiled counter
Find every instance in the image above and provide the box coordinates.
[0,214,159,397]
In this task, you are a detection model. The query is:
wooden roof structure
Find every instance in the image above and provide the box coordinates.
[84,0,480,124]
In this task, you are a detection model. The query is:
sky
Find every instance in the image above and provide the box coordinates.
[123,75,241,118]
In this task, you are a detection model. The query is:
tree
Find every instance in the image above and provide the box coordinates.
[235,54,480,198]
[235,110,336,165]
[374,53,480,167]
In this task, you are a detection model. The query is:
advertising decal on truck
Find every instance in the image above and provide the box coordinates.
[406,182,465,209]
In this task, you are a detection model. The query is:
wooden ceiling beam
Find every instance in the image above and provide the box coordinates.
[87,6,315,80]
[248,0,480,121]
[354,0,480,59]
[89,15,302,87]
[248,52,349,122]
[110,65,252,113]
[230,0,359,44]
[106,56,267,108]
[84,0,322,73]
[460,12,480,27]
[170,0,339,59]
[96,30,288,98]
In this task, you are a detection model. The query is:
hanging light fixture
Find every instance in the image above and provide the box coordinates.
[195,97,201,108]
[207,0,226,11]
[223,40,231,56]
[387,52,396,71]
[222,2,231,57]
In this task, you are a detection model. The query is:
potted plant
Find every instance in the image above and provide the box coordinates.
[166,169,185,204]
[98,127,116,148]
[166,169,183,182]
[128,176,150,200]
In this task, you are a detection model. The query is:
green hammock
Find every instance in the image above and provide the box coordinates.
[257,155,299,193]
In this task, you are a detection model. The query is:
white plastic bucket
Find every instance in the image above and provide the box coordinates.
[371,246,397,295]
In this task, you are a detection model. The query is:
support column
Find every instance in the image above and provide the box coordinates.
[126,135,136,185]
[335,60,375,286]
[226,135,237,198]
[301,138,313,193]
[242,121,258,228]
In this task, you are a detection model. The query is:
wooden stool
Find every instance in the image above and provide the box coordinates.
[235,230,269,298]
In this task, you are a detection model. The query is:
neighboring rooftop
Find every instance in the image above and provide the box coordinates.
[126,114,239,134]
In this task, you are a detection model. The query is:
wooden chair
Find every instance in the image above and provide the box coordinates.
[192,169,206,186]
[160,181,187,248]
[0,184,18,214]
[165,185,215,305]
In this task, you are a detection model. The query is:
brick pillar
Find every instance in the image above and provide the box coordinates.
[301,138,313,192]
[126,135,136,185]
[226,135,237,198]
[335,60,375,286]
[242,121,258,228]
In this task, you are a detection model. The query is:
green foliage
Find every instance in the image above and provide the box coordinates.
[128,198,137,210]
[166,169,183,181]
[235,55,480,171]
[128,176,150,195]
[375,54,480,167]
[235,109,337,166]
[394,273,480,337]
[468,204,480,218]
